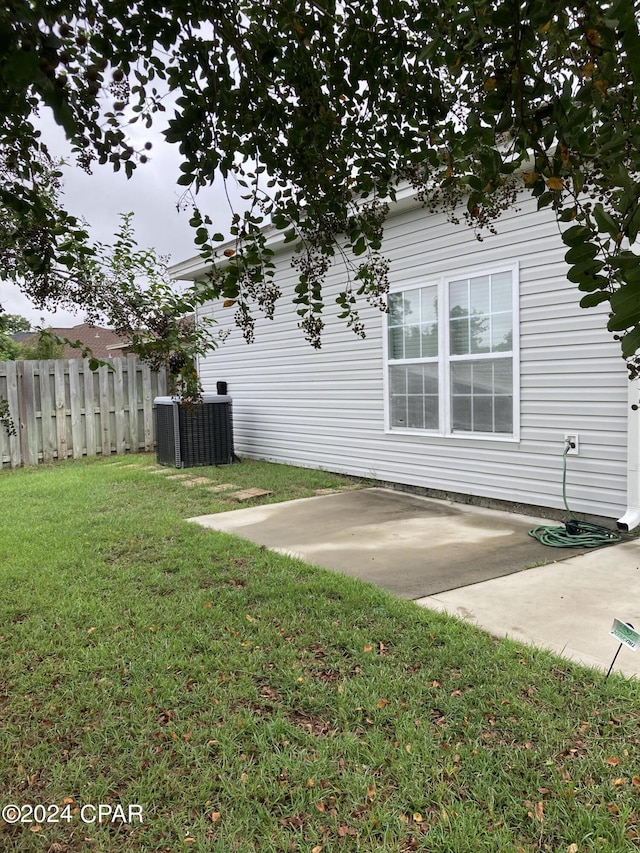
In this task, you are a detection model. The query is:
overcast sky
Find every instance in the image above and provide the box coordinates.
[2,111,245,329]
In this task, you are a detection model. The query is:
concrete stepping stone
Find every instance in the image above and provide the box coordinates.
[230,487,273,502]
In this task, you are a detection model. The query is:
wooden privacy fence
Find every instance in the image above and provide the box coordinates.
[0,357,167,469]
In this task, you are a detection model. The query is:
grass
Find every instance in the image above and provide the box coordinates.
[0,454,639,853]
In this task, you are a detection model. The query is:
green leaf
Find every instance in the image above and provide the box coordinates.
[558,208,576,222]
[616,0,640,85]
[626,206,640,244]
[580,291,610,309]
[536,192,554,210]
[621,325,640,359]
[593,204,620,239]
[352,236,367,256]
[611,252,640,282]
[2,50,39,86]
[577,275,609,292]
[564,242,599,264]
[562,225,592,246]
[572,170,585,194]
[566,259,605,284]
[44,87,77,137]
[609,284,640,330]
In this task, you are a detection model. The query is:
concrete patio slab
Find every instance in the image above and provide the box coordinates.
[188,487,640,676]
[189,487,590,599]
[417,542,640,678]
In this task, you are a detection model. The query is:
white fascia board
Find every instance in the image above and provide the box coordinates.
[169,254,212,281]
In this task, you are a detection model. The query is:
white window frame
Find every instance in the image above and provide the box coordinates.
[384,262,520,441]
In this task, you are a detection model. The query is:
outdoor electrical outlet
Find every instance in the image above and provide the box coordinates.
[564,434,579,455]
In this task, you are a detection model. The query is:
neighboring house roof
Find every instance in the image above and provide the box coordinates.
[19,323,131,359]
[10,332,33,343]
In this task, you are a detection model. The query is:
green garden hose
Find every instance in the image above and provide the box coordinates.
[528,444,623,548]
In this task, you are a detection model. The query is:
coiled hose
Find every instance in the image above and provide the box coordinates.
[528,444,623,548]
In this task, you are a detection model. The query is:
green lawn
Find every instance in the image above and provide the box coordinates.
[0,455,638,852]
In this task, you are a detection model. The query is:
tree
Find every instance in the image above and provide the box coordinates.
[0,334,20,362]
[1,1,640,371]
[0,313,30,360]
[0,314,30,334]
[16,329,64,360]
[6,212,222,393]
[85,213,224,399]
[0,314,29,431]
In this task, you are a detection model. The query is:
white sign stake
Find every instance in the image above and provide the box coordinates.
[606,619,639,679]
[609,619,639,651]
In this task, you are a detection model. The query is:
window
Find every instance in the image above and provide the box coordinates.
[386,267,517,438]
[388,285,439,430]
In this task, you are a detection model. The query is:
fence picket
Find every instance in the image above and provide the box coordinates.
[69,359,83,460]
[40,360,56,463]
[113,359,126,455]
[0,357,167,469]
[141,363,154,452]
[83,360,96,458]
[19,362,39,466]
[127,359,138,453]
[54,360,68,462]
[4,362,21,467]
[98,364,111,457]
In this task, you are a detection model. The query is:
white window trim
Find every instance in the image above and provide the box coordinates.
[384,262,520,442]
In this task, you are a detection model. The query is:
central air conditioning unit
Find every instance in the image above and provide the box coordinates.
[154,395,235,468]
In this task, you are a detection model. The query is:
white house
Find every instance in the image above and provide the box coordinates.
[170,188,640,529]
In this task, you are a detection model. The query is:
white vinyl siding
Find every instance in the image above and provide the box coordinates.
[194,193,629,520]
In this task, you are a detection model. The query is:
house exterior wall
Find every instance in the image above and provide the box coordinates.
[196,195,629,520]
